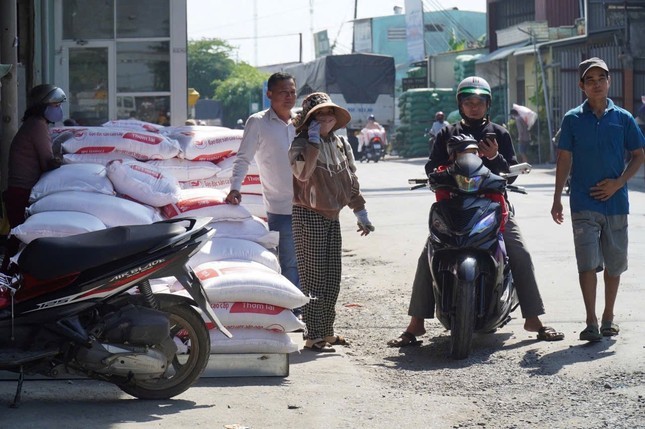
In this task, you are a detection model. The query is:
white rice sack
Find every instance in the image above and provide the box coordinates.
[63,153,136,166]
[210,216,279,249]
[177,175,262,194]
[167,127,243,161]
[30,163,115,203]
[240,193,267,220]
[102,119,165,133]
[188,237,281,273]
[28,191,162,227]
[147,158,221,182]
[54,127,181,160]
[160,188,251,221]
[208,328,298,354]
[192,260,308,309]
[106,159,181,207]
[172,290,302,333]
[12,211,106,244]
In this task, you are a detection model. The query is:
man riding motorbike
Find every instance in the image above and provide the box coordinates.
[387,76,564,348]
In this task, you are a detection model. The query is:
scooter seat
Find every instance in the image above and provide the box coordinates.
[18,222,187,280]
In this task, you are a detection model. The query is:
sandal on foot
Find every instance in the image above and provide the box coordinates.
[536,326,565,342]
[579,324,602,342]
[387,331,422,348]
[600,321,620,337]
[303,340,336,353]
[325,335,350,346]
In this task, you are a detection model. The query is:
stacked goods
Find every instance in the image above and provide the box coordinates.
[454,54,481,84]
[170,260,306,353]
[10,119,306,357]
[395,88,455,158]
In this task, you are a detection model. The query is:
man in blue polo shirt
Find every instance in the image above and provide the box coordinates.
[551,57,645,342]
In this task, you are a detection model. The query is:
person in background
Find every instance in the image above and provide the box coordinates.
[1,84,67,273]
[510,108,531,163]
[429,111,449,138]
[387,76,564,348]
[185,119,197,126]
[289,92,374,352]
[235,118,245,129]
[358,114,388,159]
[225,72,301,300]
[63,118,78,126]
[551,57,645,341]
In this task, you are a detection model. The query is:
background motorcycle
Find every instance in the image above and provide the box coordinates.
[410,155,530,359]
[361,137,385,163]
[0,217,229,407]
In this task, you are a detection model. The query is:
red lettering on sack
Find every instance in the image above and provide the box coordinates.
[130,164,162,179]
[192,150,234,162]
[196,267,222,280]
[242,175,261,185]
[123,132,164,145]
[229,302,284,315]
[76,147,115,154]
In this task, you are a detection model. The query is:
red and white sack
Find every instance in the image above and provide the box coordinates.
[11,211,106,244]
[240,193,267,220]
[166,126,243,161]
[63,153,136,166]
[210,216,278,249]
[102,119,165,133]
[106,159,181,207]
[207,328,298,354]
[29,163,115,203]
[28,191,162,227]
[160,188,251,221]
[191,260,308,309]
[55,127,181,160]
[187,237,281,273]
[172,290,302,333]
[147,158,221,182]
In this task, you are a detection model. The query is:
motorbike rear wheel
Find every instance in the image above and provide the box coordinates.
[450,280,475,359]
[118,304,210,399]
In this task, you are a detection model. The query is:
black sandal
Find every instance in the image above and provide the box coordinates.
[387,331,423,347]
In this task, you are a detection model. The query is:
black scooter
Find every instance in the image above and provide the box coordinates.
[361,137,385,163]
[0,217,229,407]
[410,154,530,359]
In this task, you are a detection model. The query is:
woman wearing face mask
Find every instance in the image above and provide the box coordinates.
[289,92,374,352]
[1,84,67,273]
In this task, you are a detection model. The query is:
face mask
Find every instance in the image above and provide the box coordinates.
[44,105,63,123]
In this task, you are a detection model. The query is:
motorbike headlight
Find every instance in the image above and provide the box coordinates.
[454,174,483,192]
[430,211,450,235]
[470,211,497,236]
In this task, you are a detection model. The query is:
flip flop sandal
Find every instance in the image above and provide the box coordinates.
[303,340,336,353]
[325,335,350,346]
[536,326,565,341]
[579,324,603,342]
[600,321,620,337]
[387,331,423,348]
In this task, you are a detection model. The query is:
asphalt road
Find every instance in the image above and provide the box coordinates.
[0,157,643,428]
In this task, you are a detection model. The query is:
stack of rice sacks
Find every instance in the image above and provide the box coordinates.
[12,119,307,354]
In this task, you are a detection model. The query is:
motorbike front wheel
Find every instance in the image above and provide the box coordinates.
[450,280,475,359]
[118,304,210,399]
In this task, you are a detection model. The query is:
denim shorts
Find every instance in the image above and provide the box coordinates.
[571,211,628,276]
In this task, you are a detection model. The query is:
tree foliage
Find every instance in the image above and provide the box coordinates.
[214,63,268,128]
[187,38,235,99]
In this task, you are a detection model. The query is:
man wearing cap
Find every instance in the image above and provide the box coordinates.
[551,57,645,341]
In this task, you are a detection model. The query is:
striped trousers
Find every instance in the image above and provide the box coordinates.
[292,205,342,340]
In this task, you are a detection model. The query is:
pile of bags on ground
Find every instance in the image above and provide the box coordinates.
[11,119,306,354]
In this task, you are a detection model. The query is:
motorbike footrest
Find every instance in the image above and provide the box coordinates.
[0,348,58,366]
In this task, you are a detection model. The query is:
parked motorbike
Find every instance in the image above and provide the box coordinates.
[409,154,530,359]
[361,137,385,163]
[0,217,230,407]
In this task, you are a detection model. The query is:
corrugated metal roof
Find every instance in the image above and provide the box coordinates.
[475,41,530,64]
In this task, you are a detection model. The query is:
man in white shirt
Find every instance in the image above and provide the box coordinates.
[225,72,300,293]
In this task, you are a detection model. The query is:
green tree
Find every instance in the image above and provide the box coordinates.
[214,63,268,128]
[187,38,235,99]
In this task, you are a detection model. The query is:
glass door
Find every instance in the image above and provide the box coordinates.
[65,46,112,126]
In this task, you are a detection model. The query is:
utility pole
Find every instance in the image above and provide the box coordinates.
[352,0,358,53]
[1,0,19,192]
[253,0,258,66]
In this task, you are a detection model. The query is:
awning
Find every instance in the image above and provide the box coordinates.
[475,42,530,64]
